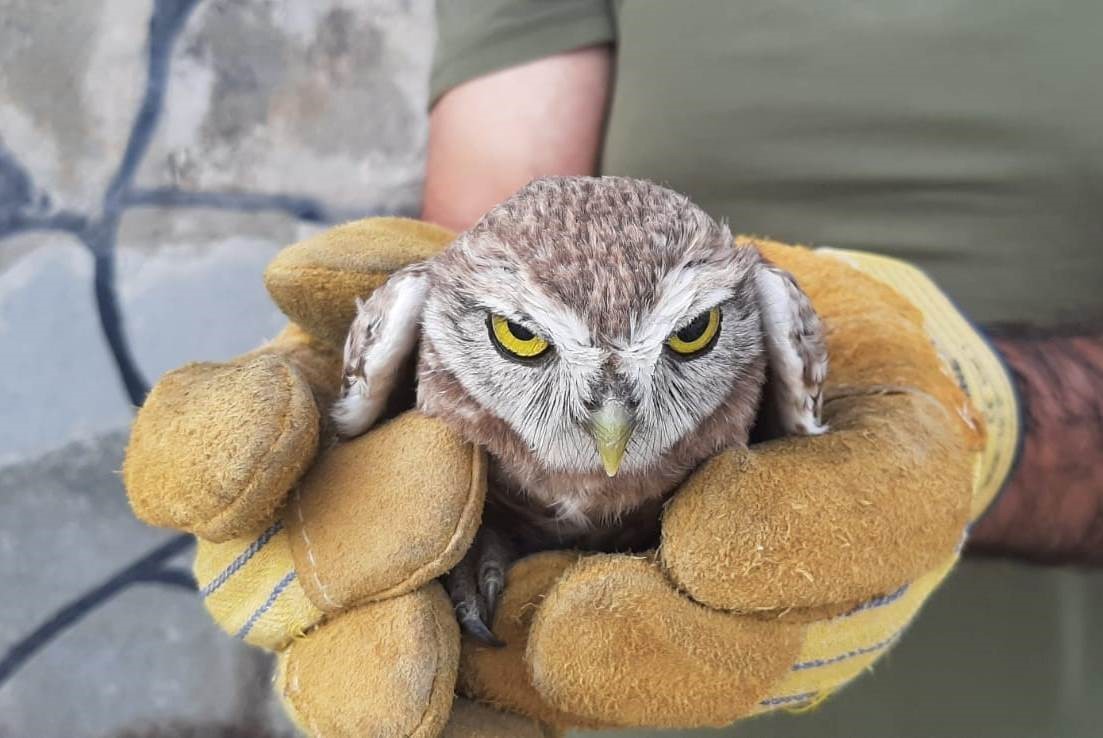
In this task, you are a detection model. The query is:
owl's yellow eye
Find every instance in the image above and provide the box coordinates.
[666,307,722,356]
[488,314,551,359]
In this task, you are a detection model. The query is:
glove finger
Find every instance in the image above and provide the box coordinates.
[265,217,455,348]
[756,239,983,443]
[124,353,319,542]
[661,391,972,613]
[286,411,486,611]
[242,322,343,409]
[661,240,978,613]
[275,582,458,738]
[526,554,802,728]
[458,551,606,731]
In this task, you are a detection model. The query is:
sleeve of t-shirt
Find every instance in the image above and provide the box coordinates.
[430,0,616,108]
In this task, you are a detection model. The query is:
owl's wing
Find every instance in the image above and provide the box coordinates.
[332,263,429,438]
[754,262,828,436]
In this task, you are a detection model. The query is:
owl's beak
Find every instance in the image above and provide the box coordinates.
[589,400,636,477]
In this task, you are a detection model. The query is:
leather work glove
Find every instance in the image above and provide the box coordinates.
[123,218,1018,735]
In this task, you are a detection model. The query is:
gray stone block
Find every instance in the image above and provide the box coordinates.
[0,1,442,735]
[0,238,133,463]
[0,0,152,213]
[115,207,299,382]
[135,0,434,215]
[0,433,295,738]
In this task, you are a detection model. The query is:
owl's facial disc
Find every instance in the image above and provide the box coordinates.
[486,309,638,475]
[587,306,720,476]
[421,176,770,479]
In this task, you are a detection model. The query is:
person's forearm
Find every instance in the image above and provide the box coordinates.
[422,45,613,232]
[968,331,1103,563]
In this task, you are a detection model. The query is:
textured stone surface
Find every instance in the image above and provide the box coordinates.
[136,0,431,215]
[0,2,433,735]
[0,432,297,738]
[0,0,151,213]
[0,239,133,463]
[0,222,299,463]
[116,208,304,382]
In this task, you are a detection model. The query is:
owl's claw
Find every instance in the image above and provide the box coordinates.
[445,526,513,647]
[481,578,502,621]
[477,526,511,621]
[455,598,505,647]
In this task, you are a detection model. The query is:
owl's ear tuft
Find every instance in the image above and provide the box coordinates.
[333,263,429,438]
[753,260,828,437]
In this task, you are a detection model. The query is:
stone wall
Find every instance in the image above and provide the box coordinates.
[0,3,432,736]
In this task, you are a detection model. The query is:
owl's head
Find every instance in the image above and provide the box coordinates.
[335,177,825,482]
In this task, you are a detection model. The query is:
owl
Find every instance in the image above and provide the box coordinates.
[334,177,827,644]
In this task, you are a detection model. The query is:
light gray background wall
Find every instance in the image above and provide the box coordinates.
[0,2,429,736]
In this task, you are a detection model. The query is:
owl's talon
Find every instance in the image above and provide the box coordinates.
[481,577,502,621]
[476,524,513,622]
[446,526,513,647]
[457,600,505,648]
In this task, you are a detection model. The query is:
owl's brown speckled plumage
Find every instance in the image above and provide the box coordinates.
[334,177,827,643]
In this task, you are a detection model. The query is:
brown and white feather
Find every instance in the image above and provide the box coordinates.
[335,177,827,553]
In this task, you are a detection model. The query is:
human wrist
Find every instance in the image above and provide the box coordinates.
[968,332,1103,564]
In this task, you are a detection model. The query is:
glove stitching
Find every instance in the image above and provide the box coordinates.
[294,483,340,610]
[285,657,327,738]
[268,265,390,348]
[822,383,920,402]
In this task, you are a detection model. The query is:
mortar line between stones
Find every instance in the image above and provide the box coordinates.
[103,0,204,214]
[0,0,398,698]
[0,0,208,693]
[0,534,196,688]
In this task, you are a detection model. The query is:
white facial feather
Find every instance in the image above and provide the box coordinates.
[423,291,602,472]
[480,278,597,359]
[334,178,827,543]
[422,260,760,475]
[619,257,735,384]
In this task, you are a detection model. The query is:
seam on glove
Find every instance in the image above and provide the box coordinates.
[288,437,486,611]
[195,525,327,650]
[280,652,325,738]
[966,335,1027,530]
[817,247,1019,517]
[267,265,390,347]
[823,383,934,402]
[292,483,340,610]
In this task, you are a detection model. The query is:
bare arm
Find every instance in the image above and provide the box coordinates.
[422,45,613,232]
[969,332,1103,563]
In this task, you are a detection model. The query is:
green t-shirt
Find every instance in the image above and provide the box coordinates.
[432,0,1103,328]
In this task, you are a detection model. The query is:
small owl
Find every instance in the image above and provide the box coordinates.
[334,177,826,644]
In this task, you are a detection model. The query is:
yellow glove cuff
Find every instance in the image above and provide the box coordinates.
[194,522,322,650]
[820,248,1020,519]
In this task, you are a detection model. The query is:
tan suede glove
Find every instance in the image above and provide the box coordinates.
[123,219,1017,736]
